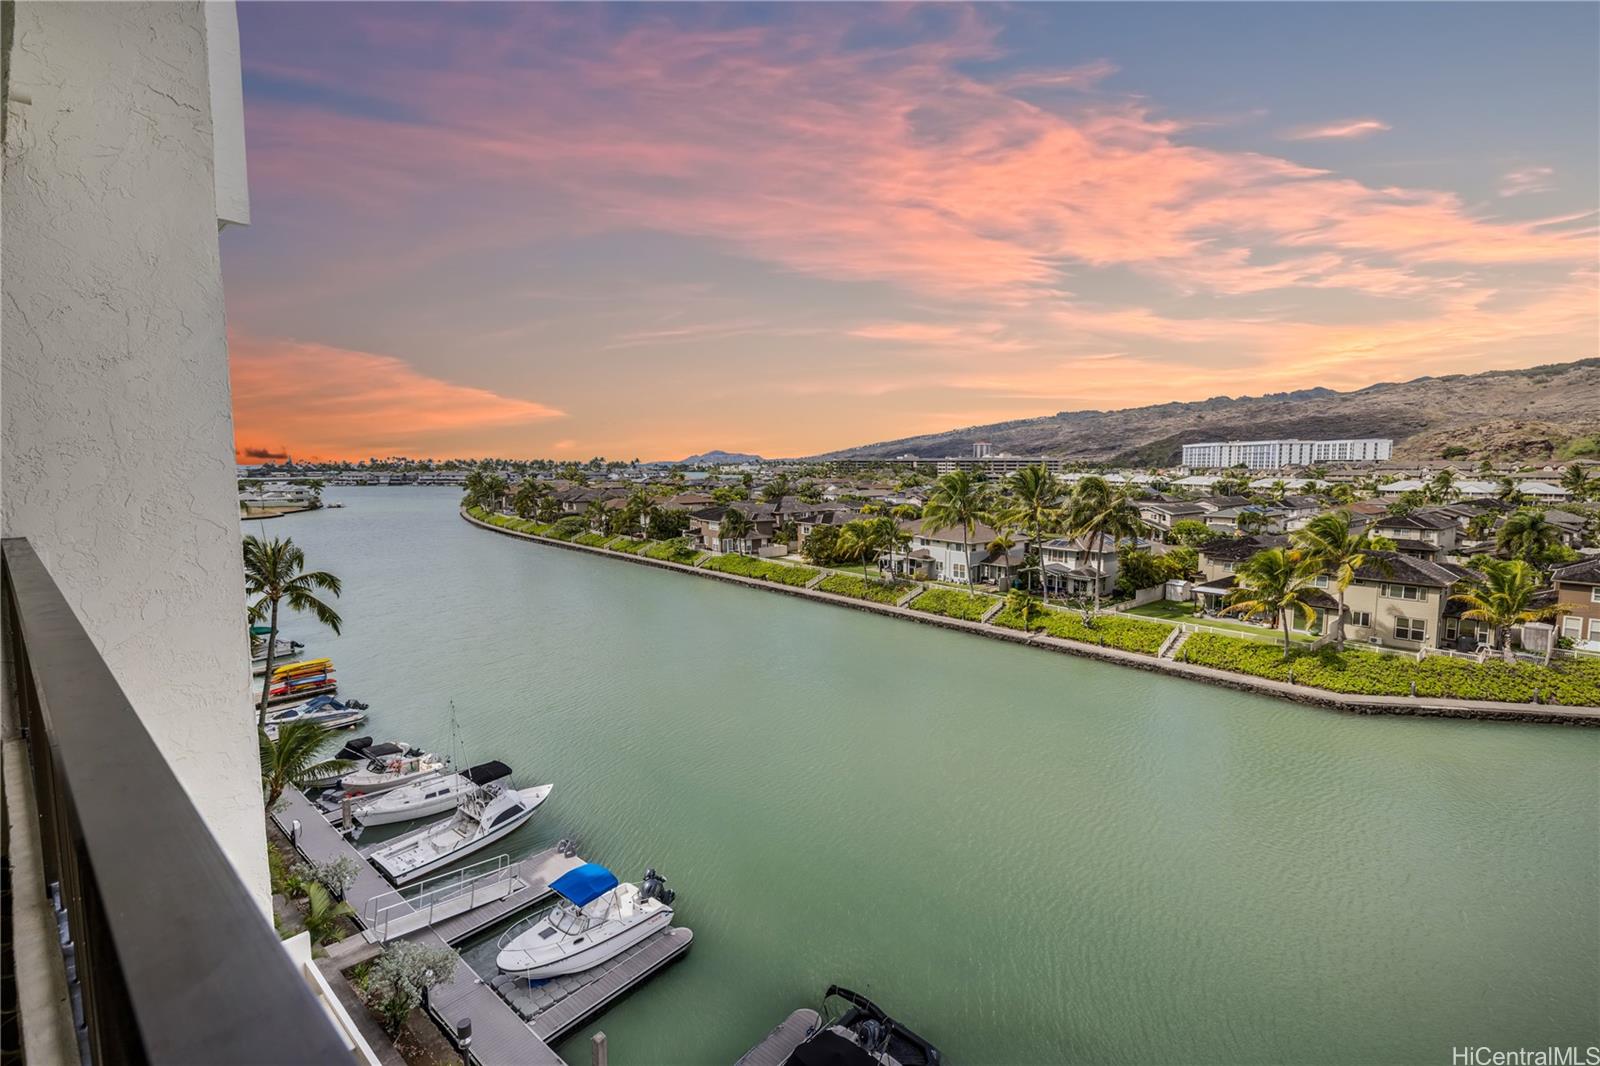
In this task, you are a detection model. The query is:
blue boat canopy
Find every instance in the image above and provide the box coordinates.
[550,863,618,907]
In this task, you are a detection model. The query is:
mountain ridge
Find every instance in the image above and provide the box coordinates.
[814,360,1600,465]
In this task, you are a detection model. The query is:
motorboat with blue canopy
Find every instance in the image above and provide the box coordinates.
[551,864,620,907]
[497,865,676,978]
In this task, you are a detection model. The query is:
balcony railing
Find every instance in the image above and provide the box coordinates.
[1,537,352,1064]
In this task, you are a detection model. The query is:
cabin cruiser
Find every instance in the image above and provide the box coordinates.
[338,745,449,797]
[735,986,942,1066]
[261,695,368,738]
[368,781,552,884]
[350,761,513,826]
[298,735,398,790]
[496,864,675,979]
[251,636,304,663]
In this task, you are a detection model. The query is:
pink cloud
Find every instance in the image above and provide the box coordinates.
[1282,118,1392,141]
[1499,165,1555,197]
[231,334,563,460]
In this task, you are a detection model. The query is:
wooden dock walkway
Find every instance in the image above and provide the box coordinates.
[274,788,405,916]
[491,927,695,1043]
[424,848,585,944]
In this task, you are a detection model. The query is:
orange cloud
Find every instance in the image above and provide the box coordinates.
[230,334,562,461]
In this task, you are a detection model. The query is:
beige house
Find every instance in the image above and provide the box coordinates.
[1552,558,1600,650]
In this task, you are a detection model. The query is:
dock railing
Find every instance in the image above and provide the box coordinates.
[364,853,519,941]
[1,537,353,1063]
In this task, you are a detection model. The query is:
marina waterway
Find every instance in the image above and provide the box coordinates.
[264,488,1600,1065]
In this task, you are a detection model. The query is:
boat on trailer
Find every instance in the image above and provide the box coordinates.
[367,781,552,884]
[349,760,513,825]
[736,986,942,1066]
[495,864,675,979]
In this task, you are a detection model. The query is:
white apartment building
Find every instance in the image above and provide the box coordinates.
[1182,438,1392,470]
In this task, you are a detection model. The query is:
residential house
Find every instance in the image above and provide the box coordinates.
[1192,536,1289,613]
[1139,500,1207,540]
[1039,535,1152,599]
[1551,558,1600,650]
[888,520,1001,584]
[689,503,783,555]
[1371,511,1458,562]
[1203,505,1289,535]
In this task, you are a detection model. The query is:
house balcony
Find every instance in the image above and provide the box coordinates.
[1,538,355,1064]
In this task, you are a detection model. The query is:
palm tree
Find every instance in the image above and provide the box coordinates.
[1065,477,1142,613]
[511,478,547,519]
[1450,559,1553,661]
[922,470,991,591]
[1221,547,1323,654]
[584,498,610,531]
[1560,464,1591,502]
[718,507,754,554]
[259,721,353,808]
[839,518,887,581]
[1291,510,1387,650]
[1465,512,1498,544]
[1430,468,1458,503]
[1000,464,1064,603]
[244,536,342,725]
[1496,509,1560,565]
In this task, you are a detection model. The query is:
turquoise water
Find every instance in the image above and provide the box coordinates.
[263,489,1600,1065]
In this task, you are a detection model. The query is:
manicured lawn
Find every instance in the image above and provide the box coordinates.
[1178,631,1600,705]
[700,553,817,586]
[1126,600,1314,643]
[909,588,997,621]
[608,537,652,555]
[993,605,1172,656]
[816,573,910,605]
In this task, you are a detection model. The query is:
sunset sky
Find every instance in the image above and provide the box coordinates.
[224,2,1598,463]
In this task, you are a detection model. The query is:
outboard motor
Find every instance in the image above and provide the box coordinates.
[639,868,675,905]
[855,1020,887,1056]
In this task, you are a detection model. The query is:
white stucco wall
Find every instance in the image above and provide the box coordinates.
[2,2,268,908]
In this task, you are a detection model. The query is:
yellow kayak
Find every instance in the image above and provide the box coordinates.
[272,657,333,677]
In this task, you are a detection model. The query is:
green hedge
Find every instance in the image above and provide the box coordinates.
[910,588,997,621]
[642,540,702,565]
[573,532,611,547]
[992,605,1172,656]
[701,553,817,586]
[1179,631,1600,705]
[816,573,909,605]
[470,508,552,536]
[608,537,652,554]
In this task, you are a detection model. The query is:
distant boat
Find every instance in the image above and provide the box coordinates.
[368,781,552,884]
[261,695,368,738]
[351,760,513,826]
[251,637,304,664]
[337,745,450,797]
[495,864,675,979]
[736,986,942,1066]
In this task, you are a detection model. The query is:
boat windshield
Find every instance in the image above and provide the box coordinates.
[547,900,596,935]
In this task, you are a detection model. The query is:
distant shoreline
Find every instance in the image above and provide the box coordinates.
[459,508,1600,727]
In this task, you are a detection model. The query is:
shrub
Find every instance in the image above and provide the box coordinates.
[364,941,458,1035]
[573,531,610,547]
[991,604,1172,655]
[609,537,652,555]
[701,553,817,586]
[910,588,996,621]
[817,572,908,604]
[1178,631,1600,704]
[642,537,702,564]
[547,516,588,540]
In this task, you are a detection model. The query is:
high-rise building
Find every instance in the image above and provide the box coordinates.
[973,441,994,458]
[1181,438,1393,469]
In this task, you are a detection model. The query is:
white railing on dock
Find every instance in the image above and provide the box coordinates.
[364,854,517,942]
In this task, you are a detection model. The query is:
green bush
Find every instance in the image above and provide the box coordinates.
[573,531,610,547]
[701,553,817,586]
[609,537,652,555]
[642,538,702,565]
[817,573,908,604]
[992,605,1171,655]
[909,588,996,621]
[1178,631,1600,705]
[547,516,588,540]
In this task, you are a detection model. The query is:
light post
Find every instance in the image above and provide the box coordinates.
[456,1018,472,1066]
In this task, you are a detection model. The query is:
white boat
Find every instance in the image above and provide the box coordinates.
[495,865,675,979]
[299,735,399,790]
[338,746,450,797]
[261,696,368,738]
[251,637,304,664]
[351,760,513,826]
[368,782,552,884]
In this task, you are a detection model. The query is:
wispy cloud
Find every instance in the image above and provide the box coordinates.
[1282,117,1391,141]
[1499,165,1555,197]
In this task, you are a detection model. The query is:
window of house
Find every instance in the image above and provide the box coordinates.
[1563,616,1583,639]
[952,564,966,579]
[1591,587,1600,604]
[1311,575,1330,588]
[1381,583,1422,600]
[1393,616,1427,642]
[1348,611,1371,628]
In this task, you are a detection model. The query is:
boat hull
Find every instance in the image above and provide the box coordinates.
[339,764,447,798]
[370,785,551,884]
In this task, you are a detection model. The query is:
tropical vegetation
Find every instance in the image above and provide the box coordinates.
[244,535,343,724]
[259,721,352,808]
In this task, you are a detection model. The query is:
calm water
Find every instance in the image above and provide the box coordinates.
[263,489,1600,1065]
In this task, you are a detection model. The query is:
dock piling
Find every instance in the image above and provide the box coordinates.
[592,1031,608,1066]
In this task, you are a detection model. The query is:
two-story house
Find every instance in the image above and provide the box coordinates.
[889,520,1001,584]
[1371,511,1458,562]
[1551,557,1600,650]
[1039,535,1151,598]
[689,503,782,555]
[1139,500,1207,540]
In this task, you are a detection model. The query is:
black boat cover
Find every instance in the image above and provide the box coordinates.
[463,760,513,785]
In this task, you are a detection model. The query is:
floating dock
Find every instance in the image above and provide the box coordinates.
[735,1008,822,1066]
[273,788,693,1064]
